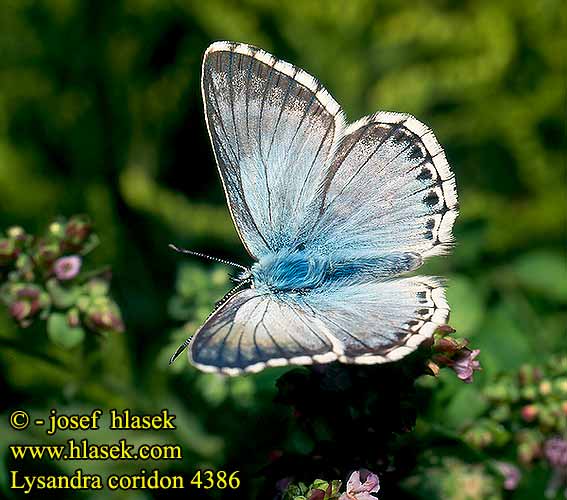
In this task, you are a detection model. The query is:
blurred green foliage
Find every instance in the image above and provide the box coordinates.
[0,0,564,498]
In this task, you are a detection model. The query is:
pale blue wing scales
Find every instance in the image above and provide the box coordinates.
[305,276,450,363]
[189,289,337,375]
[202,42,345,258]
[312,112,458,262]
[189,278,449,374]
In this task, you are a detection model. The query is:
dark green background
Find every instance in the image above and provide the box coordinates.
[0,1,565,498]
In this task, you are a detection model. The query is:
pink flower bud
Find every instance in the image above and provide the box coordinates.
[520,404,538,422]
[436,324,456,334]
[433,337,461,354]
[0,238,19,264]
[9,301,31,321]
[16,287,40,300]
[64,218,92,248]
[308,489,325,500]
[67,308,80,327]
[87,310,124,333]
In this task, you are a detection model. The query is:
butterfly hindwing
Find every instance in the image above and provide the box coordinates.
[189,288,336,375]
[202,41,345,258]
[189,277,448,373]
[305,276,449,363]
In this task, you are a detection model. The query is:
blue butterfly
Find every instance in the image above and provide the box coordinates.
[172,41,458,375]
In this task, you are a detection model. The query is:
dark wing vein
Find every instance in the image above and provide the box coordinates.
[227,51,241,163]
[321,123,403,216]
[258,62,276,226]
[266,71,295,160]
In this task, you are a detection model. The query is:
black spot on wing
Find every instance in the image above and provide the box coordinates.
[409,145,425,160]
[392,128,412,144]
[423,191,440,207]
[417,167,433,181]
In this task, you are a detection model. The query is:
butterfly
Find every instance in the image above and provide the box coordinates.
[171,41,458,376]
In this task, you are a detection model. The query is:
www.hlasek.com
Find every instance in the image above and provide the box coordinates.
[7,408,240,494]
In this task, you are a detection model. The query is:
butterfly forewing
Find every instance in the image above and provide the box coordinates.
[202,41,345,258]
[314,112,458,260]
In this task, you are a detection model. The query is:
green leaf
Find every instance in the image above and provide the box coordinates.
[475,303,532,373]
[445,275,485,335]
[310,479,329,492]
[511,250,567,302]
[47,312,85,348]
[46,278,81,308]
[442,377,489,428]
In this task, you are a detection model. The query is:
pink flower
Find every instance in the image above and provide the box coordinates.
[339,470,380,500]
[544,438,567,499]
[495,462,521,490]
[452,349,481,383]
[53,255,82,280]
[544,437,567,469]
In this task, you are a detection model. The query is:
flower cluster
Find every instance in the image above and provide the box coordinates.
[426,325,482,384]
[0,216,124,347]
[403,457,503,500]
[282,470,379,500]
[461,356,567,496]
[544,437,567,498]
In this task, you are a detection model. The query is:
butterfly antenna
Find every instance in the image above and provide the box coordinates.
[169,336,193,365]
[168,244,248,271]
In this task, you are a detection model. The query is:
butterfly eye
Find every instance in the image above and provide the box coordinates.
[294,243,306,252]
